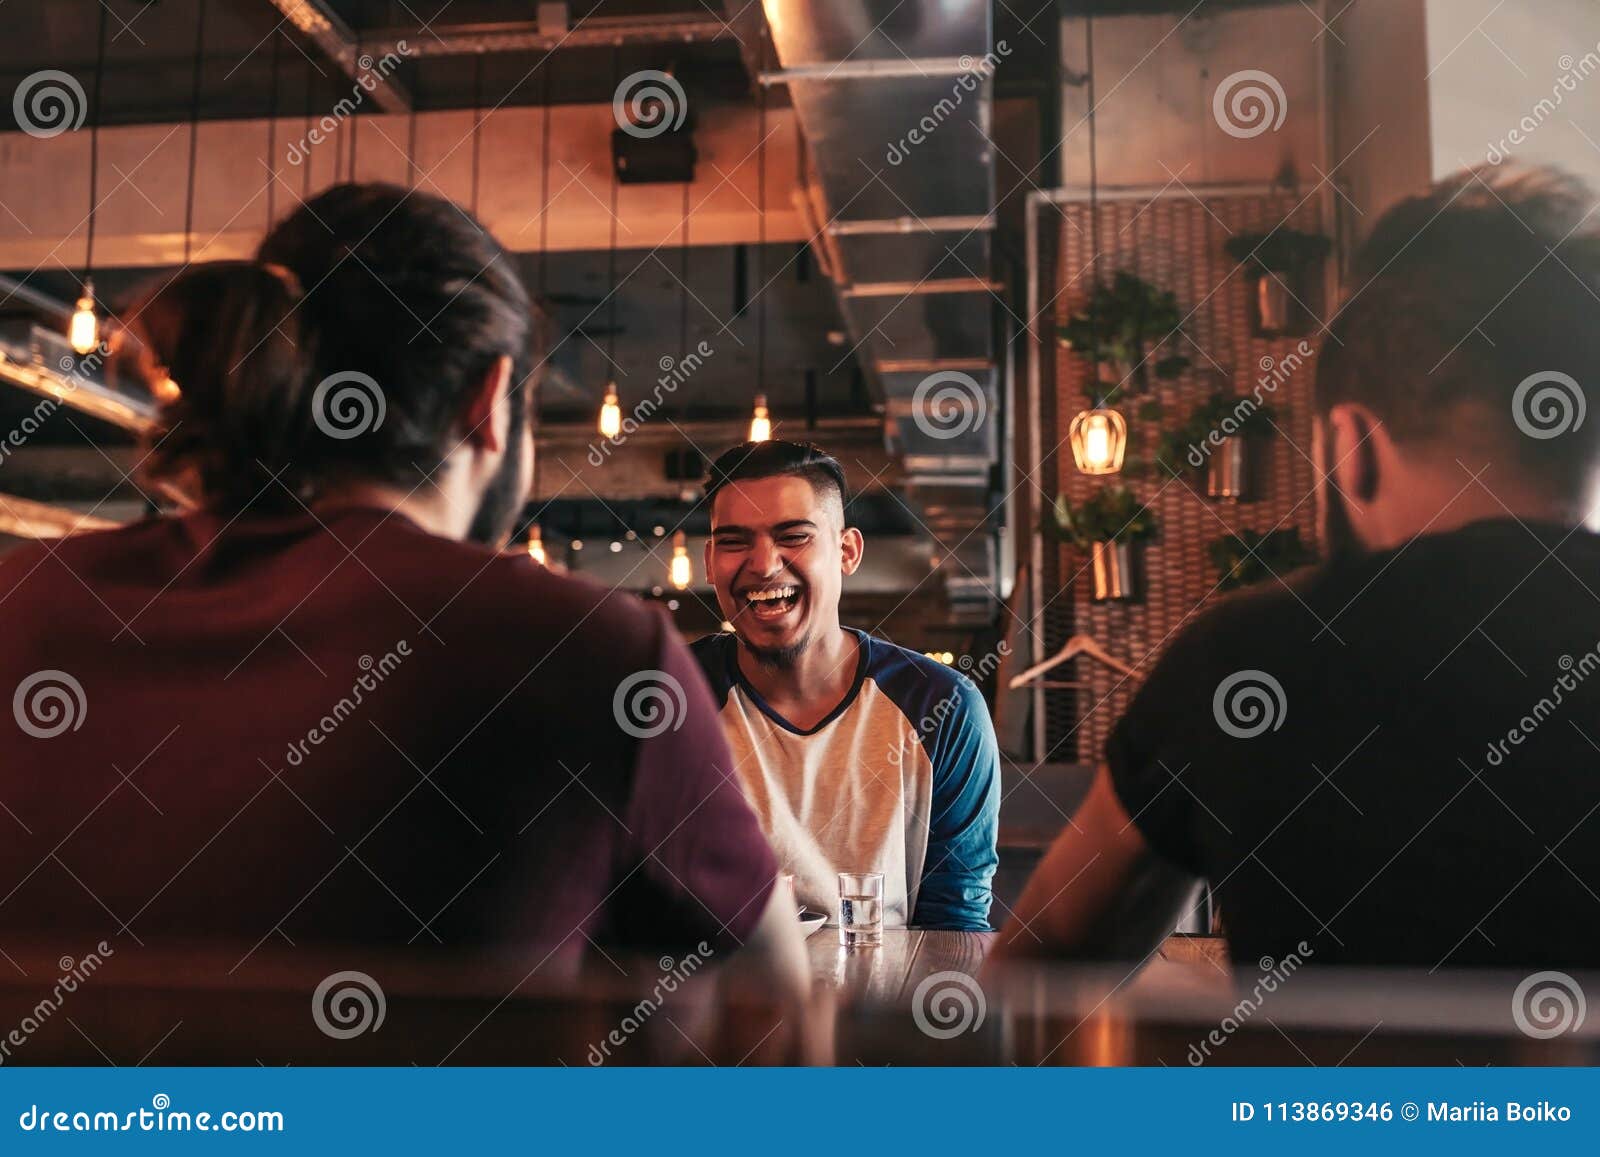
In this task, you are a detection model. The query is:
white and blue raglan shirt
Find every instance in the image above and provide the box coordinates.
[690,628,1000,930]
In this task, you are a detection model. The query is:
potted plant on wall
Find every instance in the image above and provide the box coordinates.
[1155,391,1279,500]
[1058,271,1193,476]
[1043,486,1159,602]
[1208,528,1317,591]
[1224,229,1332,338]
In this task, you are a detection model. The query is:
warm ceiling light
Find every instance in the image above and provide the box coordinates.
[749,394,771,442]
[598,383,621,439]
[69,281,98,356]
[1069,407,1127,475]
[669,530,692,590]
[526,526,547,566]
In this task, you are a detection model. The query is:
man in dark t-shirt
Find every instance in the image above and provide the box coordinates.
[0,184,805,993]
[994,166,1600,970]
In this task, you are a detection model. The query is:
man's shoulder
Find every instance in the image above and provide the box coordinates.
[686,631,736,706]
[859,631,987,722]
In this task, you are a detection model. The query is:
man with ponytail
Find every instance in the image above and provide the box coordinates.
[0,185,805,1006]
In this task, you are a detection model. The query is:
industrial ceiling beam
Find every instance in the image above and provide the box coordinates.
[266,0,411,112]
[361,14,734,58]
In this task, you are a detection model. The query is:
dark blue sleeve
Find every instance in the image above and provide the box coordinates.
[913,676,1001,931]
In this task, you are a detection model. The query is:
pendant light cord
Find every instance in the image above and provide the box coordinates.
[470,50,484,215]
[1085,12,1101,404]
[266,24,281,224]
[183,0,207,265]
[756,29,768,397]
[605,44,621,376]
[84,1,108,279]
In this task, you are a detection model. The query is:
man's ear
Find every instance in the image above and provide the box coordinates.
[460,355,514,454]
[702,534,714,578]
[840,526,864,576]
[1325,401,1383,505]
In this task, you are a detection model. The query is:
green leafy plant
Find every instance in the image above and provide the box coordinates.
[1224,229,1332,274]
[1155,391,1279,477]
[1208,528,1316,590]
[1043,486,1159,548]
[1057,270,1191,401]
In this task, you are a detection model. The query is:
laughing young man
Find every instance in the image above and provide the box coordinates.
[691,441,1000,930]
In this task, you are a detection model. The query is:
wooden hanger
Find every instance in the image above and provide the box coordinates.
[1007,633,1141,690]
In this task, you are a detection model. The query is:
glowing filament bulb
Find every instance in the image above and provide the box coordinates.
[669,530,692,590]
[749,394,771,442]
[69,282,98,356]
[526,526,547,566]
[598,383,622,439]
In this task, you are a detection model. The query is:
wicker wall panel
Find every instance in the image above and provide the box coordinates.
[1044,192,1325,762]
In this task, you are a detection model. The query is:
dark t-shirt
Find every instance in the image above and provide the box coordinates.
[0,506,775,965]
[1109,519,1600,969]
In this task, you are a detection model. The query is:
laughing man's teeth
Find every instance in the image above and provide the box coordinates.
[747,587,797,602]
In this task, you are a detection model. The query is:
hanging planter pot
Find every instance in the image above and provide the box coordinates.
[1225,231,1333,340]
[1090,539,1139,602]
[1252,272,1297,338]
[1205,434,1249,500]
[1042,486,1157,605]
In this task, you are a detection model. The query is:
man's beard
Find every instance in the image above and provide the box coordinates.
[466,433,529,548]
[739,630,812,669]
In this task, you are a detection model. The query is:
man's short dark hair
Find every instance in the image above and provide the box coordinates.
[1315,165,1600,499]
[704,440,849,514]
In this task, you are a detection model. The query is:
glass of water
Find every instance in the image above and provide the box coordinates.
[838,871,884,948]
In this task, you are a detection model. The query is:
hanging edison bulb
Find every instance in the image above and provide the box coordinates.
[526,525,548,566]
[69,280,98,356]
[749,394,771,443]
[598,383,621,439]
[1069,406,1128,475]
[669,530,692,590]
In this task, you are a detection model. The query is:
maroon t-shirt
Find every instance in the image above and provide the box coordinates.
[0,506,776,964]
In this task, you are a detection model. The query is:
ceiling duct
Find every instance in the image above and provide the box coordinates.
[743,0,1001,624]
